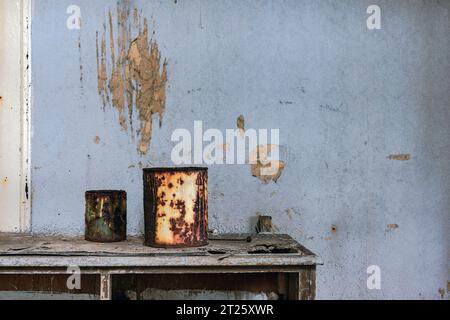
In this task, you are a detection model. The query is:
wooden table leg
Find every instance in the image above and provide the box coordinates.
[100,272,112,300]
[298,267,316,300]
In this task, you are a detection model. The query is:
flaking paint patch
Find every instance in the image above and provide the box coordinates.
[94,136,101,144]
[237,114,245,136]
[96,29,109,108]
[387,223,399,230]
[96,2,168,155]
[387,154,411,161]
[250,144,285,183]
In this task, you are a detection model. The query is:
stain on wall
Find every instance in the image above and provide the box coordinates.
[330,224,337,234]
[237,114,245,136]
[387,223,399,231]
[96,2,168,154]
[387,154,411,161]
[250,144,285,183]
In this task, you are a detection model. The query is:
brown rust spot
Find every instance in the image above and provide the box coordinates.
[331,225,337,234]
[387,154,411,161]
[96,3,168,155]
[251,160,285,183]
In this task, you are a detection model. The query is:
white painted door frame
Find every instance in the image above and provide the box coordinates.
[0,0,31,232]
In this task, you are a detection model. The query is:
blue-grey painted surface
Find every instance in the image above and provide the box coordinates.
[30,0,450,299]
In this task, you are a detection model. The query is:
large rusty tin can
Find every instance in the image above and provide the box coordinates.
[143,167,208,248]
[85,190,127,242]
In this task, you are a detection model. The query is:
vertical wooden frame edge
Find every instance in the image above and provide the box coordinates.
[19,0,32,233]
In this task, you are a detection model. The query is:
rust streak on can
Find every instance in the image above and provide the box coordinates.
[85,190,127,242]
[143,167,208,248]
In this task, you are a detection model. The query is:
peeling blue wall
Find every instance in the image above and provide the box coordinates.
[30,0,450,299]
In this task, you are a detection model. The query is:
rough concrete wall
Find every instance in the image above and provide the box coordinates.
[30,0,450,299]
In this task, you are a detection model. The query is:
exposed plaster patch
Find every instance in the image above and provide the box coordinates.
[387,154,410,161]
[249,145,285,184]
[387,223,399,231]
[237,114,245,136]
[96,3,168,155]
[251,160,285,183]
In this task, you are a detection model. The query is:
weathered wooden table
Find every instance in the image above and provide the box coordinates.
[0,233,321,300]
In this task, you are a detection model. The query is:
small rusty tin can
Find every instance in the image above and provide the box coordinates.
[85,190,127,242]
[143,167,208,248]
